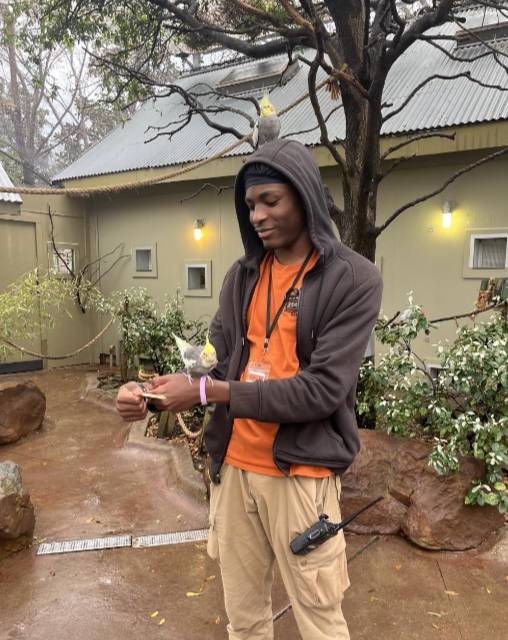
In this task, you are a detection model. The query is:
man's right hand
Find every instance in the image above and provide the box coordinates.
[115,381,148,422]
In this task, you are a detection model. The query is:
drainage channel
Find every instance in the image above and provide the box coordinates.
[37,528,209,556]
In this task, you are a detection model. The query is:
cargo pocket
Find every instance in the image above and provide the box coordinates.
[290,531,349,609]
[206,465,228,561]
[288,476,349,609]
[207,473,219,560]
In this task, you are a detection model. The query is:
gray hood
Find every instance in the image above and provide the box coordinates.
[234,139,340,269]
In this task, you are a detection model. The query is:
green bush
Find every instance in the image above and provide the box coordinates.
[0,269,75,361]
[357,293,508,512]
[109,288,208,375]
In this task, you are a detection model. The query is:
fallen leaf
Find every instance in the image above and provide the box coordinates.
[214,616,221,625]
[149,611,159,618]
[445,590,459,596]
[432,623,440,630]
[86,517,94,523]
[427,612,442,618]
[394,564,402,571]
[186,591,203,598]
[369,596,379,602]
[159,618,166,626]
[485,586,492,594]
[176,514,183,522]
[205,575,216,582]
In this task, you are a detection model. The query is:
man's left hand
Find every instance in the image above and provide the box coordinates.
[148,374,200,412]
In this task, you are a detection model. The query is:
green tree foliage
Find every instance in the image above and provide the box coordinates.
[357,295,508,512]
[0,269,74,359]
[0,1,136,183]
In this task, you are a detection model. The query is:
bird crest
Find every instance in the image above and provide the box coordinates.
[259,94,276,117]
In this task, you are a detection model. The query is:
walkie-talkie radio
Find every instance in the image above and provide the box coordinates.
[290,496,383,555]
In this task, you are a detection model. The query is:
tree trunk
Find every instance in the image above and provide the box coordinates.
[335,91,383,264]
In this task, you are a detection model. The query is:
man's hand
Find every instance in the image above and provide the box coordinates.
[116,381,148,422]
[149,374,200,413]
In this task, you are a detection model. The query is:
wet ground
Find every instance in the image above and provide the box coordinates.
[0,367,507,640]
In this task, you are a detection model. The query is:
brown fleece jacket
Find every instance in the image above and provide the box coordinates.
[205,139,383,484]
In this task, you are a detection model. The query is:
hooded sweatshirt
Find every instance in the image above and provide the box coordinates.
[205,139,383,484]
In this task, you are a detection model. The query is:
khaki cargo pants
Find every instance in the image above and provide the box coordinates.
[207,464,350,640]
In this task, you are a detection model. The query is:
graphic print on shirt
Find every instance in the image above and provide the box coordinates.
[284,287,300,315]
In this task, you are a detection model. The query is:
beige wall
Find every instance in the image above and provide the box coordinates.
[334,151,507,365]
[87,148,508,370]
[87,178,240,359]
[0,193,91,367]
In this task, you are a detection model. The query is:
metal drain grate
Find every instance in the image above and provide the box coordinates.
[132,528,209,548]
[37,534,132,556]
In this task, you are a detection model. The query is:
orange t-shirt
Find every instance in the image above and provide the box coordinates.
[225,249,333,478]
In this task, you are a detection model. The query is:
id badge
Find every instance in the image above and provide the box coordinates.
[245,359,271,383]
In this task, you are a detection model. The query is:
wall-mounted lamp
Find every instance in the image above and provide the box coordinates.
[193,219,205,241]
[442,201,453,229]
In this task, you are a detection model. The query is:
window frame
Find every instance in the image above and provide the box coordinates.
[462,228,508,279]
[132,244,158,279]
[183,259,212,298]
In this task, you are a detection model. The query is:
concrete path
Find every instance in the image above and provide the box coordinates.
[0,367,506,640]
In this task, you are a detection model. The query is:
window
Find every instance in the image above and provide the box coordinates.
[187,265,206,290]
[426,363,443,382]
[136,249,152,272]
[183,260,212,297]
[48,242,78,277]
[217,59,299,96]
[133,245,157,278]
[471,237,507,269]
[463,229,508,279]
[52,248,74,274]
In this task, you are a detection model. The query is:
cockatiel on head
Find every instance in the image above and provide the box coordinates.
[172,332,218,383]
[252,95,281,149]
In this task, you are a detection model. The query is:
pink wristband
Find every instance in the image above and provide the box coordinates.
[199,376,208,406]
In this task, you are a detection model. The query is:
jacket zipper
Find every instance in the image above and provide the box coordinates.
[272,268,319,474]
[214,266,258,483]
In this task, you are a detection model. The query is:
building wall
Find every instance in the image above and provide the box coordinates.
[0,192,91,368]
[325,150,508,365]
[88,148,508,369]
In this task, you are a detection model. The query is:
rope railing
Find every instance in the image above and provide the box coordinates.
[1,317,115,360]
[0,79,329,199]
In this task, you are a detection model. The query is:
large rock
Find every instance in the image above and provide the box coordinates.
[0,461,35,543]
[341,430,504,551]
[0,382,46,444]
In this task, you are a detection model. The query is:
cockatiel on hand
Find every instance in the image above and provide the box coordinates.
[172,333,218,384]
[252,95,281,148]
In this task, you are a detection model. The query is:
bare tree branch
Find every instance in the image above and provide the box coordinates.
[381,131,456,159]
[383,71,508,122]
[307,25,346,173]
[281,104,344,139]
[179,182,233,203]
[0,148,51,185]
[375,146,508,235]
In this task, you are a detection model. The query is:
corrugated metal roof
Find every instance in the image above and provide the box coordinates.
[54,11,508,182]
[0,162,23,203]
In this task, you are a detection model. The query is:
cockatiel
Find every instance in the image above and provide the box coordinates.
[252,95,281,148]
[172,333,218,383]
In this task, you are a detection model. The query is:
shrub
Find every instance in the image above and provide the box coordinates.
[357,293,508,512]
[109,288,208,375]
[0,270,75,361]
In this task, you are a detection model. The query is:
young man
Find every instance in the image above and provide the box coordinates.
[116,139,383,639]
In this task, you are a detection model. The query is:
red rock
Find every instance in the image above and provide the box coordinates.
[0,382,46,444]
[341,430,504,550]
